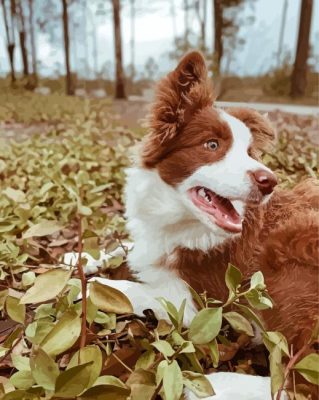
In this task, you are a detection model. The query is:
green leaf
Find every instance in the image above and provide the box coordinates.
[67,346,103,388]
[26,320,55,345]
[186,282,205,310]
[208,339,219,368]
[89,280,133,314]
[55,362,93,398]
[2,390,38,400]
[10,371,35,390]
[30,347,59,391]
[3,187,26,203]
[0,289,8,311]
[225,263,242,294]
[83,237,100,260]
[20,269,71,304]
[93,376,128,389]
[40,310,81,356]
[157,297,179,328]
[6,296,25,324]
[183,371,215,398]
[22,220,63,238]
[152,340,175,358]
[263,331,289,356]
[245,288,273,310]
[294,353,319,385]
[269,345,284,395]
[135,350,156,370]
[11,355,30,371]
[171,331,195,354]
[126,369,156,400]
[79,385,129,400]
[178,299,186,330]
[21,271,36,287]
[223,311,254,336]
[250,271,266,290]
[163,360,183,400]
[188,307,222,345]
[77,203,93,216]
[234,303,266,332]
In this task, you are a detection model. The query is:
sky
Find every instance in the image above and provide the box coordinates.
[0,0,318,78]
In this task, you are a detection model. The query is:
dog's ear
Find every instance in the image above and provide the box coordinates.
[148,51,214,142]
[227,108,276,155]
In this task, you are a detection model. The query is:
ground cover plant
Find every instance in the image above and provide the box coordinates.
[0,91,318,399]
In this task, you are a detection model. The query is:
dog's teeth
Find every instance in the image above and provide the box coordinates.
[198,188,206,198]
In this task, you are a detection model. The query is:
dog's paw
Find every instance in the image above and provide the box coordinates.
[62,242,133,275]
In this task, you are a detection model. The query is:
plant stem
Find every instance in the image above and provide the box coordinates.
[77,215,87,350]
[223,291,248,308]
[151,381,163,400]
[276,341,310,400]
[112,351,133,373]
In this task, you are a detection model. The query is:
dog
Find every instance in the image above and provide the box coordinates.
[66,51,318,399]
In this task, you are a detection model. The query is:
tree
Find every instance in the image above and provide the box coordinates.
[16,0,29,77]
[111,0,126,99]
[184,0,189,47]
[144,56,158,80]
[212,0,253,75]
[195,0,207,51]
[291,0,313,97]
[62,0,74,95]
[213,0,223,75]
[28,0,37,86]
[129,0,135,80]
[1,0,16,83]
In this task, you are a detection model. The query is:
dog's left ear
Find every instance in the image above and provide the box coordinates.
[228,108,276,154]
[148,51,213,142]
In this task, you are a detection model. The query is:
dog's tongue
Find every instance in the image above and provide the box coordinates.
[209,193,242,233]
[190,188,242,233]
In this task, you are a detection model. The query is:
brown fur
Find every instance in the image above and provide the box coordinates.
[142,51,319,352]
[156,107,233,186]
[169,181,319,347]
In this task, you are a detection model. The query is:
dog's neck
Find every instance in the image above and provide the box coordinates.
[124,167,228,283]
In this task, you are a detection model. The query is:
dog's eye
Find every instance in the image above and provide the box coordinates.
[205,140,219,151]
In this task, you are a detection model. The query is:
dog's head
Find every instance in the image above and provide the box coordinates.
[139,51,277,241]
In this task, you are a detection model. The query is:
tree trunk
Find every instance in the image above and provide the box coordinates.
[291,0,313,97]
[28,0,37,87]
[130,0,135,80]
[16,0,29,76]
[170,0,177,46]
[112,0,126,99]
[184,0,188,46]
[202,0,207,50]
[195,0,207,50]
[62,0,74,95]
[1,0,16,83]
[213,0,223,75]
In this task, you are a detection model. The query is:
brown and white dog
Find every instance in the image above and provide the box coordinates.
[67,51,319,399]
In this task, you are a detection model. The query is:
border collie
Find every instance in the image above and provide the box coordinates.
[67,51,318,400]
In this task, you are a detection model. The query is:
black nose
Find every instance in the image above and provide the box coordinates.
[251,169,277,195]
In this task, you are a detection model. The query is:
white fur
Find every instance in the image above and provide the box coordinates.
[185,372,288,400]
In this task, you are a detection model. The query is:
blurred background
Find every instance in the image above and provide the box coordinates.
[0,0,318,106]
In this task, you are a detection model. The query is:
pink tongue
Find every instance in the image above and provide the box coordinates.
[190,188,242,233]
[210,194,241,224]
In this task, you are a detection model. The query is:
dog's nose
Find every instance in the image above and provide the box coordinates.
[251,170,277,195]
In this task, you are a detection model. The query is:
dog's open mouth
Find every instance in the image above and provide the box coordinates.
[189,187,243,233]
